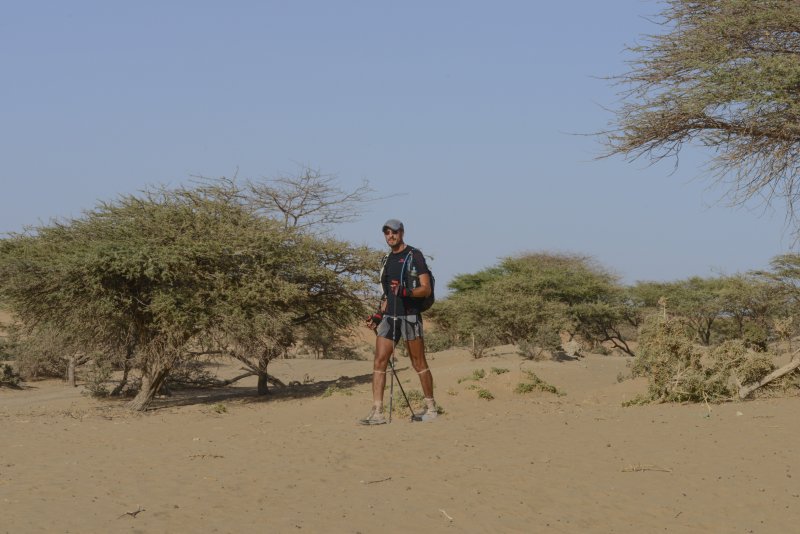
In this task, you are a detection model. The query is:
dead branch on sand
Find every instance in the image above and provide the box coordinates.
[360,476,392,484]
[118,506,145,519]
[622,464,672,473]
[738,350,800,400]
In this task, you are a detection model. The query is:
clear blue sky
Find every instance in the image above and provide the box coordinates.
[1,1,791,292]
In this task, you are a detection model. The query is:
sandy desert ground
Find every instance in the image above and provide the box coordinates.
[1,342,799,533]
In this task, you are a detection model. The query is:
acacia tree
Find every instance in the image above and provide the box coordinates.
[756,253,800,306]
[431,253,635,356]
[0,179,375,410]
[191,174,379,386]
[631,275,779,346]
[210,235,376,394]
[606,0,800,232]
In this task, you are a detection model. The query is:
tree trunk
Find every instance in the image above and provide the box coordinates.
[700,319,713,345]
[111,360,131,397]
[67,356,77,387]
[128,367,170,411]
[111,345,135,397]
[256,372,286,395]
[257,373,270,395]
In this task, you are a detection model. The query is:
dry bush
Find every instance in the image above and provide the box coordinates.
[710,340,800,398]
[708,341,774,388]
[10,332,68,380]
[633,314,724,403]
[632,315,795,404]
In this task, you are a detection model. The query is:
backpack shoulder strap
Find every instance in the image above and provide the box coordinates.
[378,253,389,297]
[401,247,416,287]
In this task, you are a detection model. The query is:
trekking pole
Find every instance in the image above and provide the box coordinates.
[386,290,421,423]
[389,348,422,422]
[382,272,422,423]
[388,329,395,423]
[388,307,396,422]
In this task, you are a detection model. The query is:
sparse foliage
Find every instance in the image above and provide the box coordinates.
[242,166,377,231]
[606,0,800,235]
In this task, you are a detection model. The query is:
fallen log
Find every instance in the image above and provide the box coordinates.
[738,352,800,400]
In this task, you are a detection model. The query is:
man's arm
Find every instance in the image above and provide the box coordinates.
[409,273,432,298]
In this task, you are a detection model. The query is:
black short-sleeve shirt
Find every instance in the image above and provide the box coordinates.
[382,246,430,316]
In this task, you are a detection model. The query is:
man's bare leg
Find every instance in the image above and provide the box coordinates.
[372,336,394,405]
[406,337,437,419]
[359,335,395,425]
[405,337,433,397]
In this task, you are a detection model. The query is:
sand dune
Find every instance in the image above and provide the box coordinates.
[1,347,798,533]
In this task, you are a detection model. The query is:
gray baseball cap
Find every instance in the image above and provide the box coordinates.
[382,219,404,232]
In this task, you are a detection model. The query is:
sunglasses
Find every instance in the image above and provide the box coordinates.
[383,229,401,235]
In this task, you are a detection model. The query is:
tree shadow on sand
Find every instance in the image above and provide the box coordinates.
[551,351,581,363]
[138,369,385,411]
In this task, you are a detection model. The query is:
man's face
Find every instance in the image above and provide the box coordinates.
[383,228,403,247]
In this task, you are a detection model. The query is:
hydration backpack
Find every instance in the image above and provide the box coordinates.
[379,247,435,313]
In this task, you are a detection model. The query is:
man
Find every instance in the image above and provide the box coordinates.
[360,219,438,425]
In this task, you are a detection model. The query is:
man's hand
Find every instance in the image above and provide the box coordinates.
[366,312,383,330]
[390,280,412,297]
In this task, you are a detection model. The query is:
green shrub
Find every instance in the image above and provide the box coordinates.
[477,388,494,400]
[514,371,563,395]
[458,368,486,383]
[514,382,536,394]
